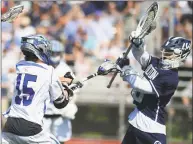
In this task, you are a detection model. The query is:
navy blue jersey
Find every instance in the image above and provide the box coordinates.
[132,56,179,125]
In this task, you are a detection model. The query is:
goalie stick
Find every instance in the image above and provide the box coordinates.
[107,2,159,88]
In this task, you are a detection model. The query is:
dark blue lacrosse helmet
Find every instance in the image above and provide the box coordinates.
[161,37,191,68]
[21,35,52,65]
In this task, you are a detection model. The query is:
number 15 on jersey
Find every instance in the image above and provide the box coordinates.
[15,73,37,106]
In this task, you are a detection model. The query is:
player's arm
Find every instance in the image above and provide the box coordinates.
[121,65,154,94]
[53,89,69,109]
[60,72,75,86]
[130,31,151,70]
[132,43,151,70]
[50,69,73,109]
[98,59,154,94]
[129,21,156,69]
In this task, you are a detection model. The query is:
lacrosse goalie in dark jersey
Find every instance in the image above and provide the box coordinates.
[98,31,191,143]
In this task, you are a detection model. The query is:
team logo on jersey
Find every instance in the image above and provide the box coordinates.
[144,64,159,80]
[154,141,161,144]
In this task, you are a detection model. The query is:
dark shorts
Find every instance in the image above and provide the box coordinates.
[122,124,166,144]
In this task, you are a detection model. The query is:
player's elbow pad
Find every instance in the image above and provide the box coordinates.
[53,95,69,109]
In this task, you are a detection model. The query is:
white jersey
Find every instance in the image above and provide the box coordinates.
[3,60,65,126]
[54,61,74,78]
[45,61,77,119]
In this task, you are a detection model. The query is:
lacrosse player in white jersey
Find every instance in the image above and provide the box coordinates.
[2,35,74,144]
[43,40,78,144]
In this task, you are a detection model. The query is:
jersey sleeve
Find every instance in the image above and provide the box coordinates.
[122,74,154,94]
[49,67,65,101]
[143,57,179,98]
[132,44,151,70]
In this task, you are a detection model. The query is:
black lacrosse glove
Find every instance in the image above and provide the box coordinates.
[62,84,74,97]
[116,54,130,68]
[64,72,74,85]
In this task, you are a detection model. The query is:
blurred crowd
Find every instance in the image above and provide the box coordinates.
[1,1,192,113]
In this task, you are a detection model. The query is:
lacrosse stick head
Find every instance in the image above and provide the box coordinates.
[1,5,24,23]
[135,2,159,39]
[97,60,122,75]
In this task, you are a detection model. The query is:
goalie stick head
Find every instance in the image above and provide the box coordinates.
[160,37,191,69]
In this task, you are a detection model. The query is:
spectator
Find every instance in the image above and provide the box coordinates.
[122,1,140,39]
[181,79,192,118]
[63,5,85,38]
[106,2,122,25]
[13,16,36,45]
[29,2,41,27]
[49,15,68,42]
[1,73,10,126]
[58,1,71,15]
[80,1,96,16]
[76,26,97,57]
[160,6,170,42]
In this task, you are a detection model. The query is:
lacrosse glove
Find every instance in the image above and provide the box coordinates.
[97,59,121,75]
[64,72,74,85]
[62,84,74,97]
[120,65,140,80]
[116,53,130,68]
[129,31,145,47]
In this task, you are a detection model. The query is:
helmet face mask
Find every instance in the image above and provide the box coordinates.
[50,40,64,67]
[50,52,62,67]
[160,37,191,69]
[161,49,182,69]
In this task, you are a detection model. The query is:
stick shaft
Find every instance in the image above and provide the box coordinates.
[70,73,98,91]
[107,44,132,88]
[82,73,98,82]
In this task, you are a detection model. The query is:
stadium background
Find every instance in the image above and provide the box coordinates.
[1,1,192,144]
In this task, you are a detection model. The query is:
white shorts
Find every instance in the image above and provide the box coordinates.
[43,117,72,142]
[2,129,60,144]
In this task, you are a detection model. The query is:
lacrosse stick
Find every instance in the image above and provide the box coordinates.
[1,5,24,22]
[107,2,159,88]
[70,60,121,91]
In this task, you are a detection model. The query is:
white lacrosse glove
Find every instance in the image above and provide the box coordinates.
[129,21,156,47]
[120,65,140,80]
[129,31,145,47]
